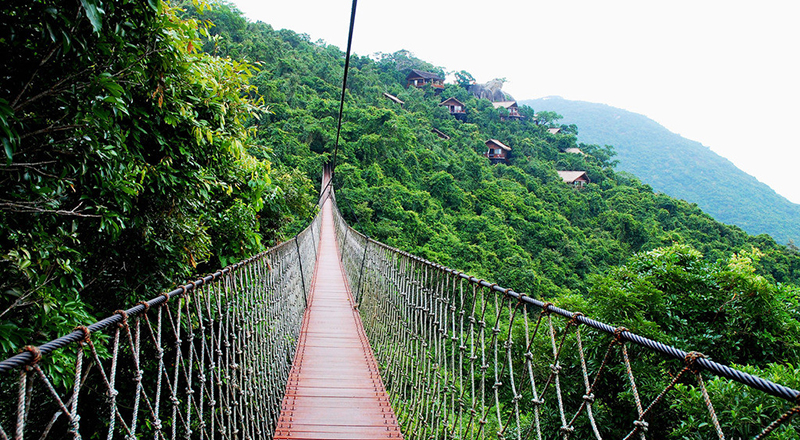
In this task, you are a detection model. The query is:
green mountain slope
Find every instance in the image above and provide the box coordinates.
[522,96,800,245]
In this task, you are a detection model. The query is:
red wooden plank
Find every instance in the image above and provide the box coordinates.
[275,199,404,439]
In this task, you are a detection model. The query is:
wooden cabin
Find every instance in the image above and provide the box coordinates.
[439,97,466,120]
[548,127,562,135]
[557,171,590,188]
[383,92,404,105]
[492,101,523,120]
[406,69,444,90]
[484,139,511,164]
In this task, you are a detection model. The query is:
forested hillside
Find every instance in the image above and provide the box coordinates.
[2,1,799,436]
[523,96,800,245]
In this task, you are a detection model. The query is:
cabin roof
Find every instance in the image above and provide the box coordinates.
[492,101,518,109]
[486,139,511,151]
[548,128,562,134]
[557,171,590,183]
[382,92,404,105]
[407,69,443,81]
[564,147,585,155]
[439,97,465,107]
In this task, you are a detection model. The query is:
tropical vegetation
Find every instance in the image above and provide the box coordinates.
[1,0,798,437]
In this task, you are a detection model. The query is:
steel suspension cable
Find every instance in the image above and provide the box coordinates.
[324,0,358,200]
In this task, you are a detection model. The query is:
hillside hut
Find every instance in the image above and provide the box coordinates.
[382,92,404,105]
[564,147,585,155]
[492,101,523,120]
[548,127,562,135]
[484,139,511,164]
[557,171,590,187]
[439,97,466,120]
[406,69,444,91]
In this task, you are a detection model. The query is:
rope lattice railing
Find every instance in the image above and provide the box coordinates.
[330,197,800,439]
[0,213,321,440]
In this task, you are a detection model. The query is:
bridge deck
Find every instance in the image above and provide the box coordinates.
[274,199,403,439]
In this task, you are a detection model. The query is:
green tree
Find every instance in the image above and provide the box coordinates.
[0,0,285,360]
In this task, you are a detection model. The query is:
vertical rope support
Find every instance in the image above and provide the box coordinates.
[355,236,370,304]
[546,313,569,440]
[295,236,308,307]
[694,372,725,440]
[621,342,647,440]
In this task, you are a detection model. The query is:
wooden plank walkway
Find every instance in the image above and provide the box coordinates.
[274,198,403,440]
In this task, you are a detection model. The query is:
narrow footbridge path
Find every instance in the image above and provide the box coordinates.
[274,199,403,439]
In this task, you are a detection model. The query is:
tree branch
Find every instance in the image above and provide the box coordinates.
[0,200,101,217]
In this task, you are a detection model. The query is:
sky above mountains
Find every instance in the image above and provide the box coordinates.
[230,0,800,204]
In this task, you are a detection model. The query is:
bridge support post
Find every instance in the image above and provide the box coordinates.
[295,236,308,307]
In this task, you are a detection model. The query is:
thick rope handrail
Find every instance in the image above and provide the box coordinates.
[338,218,800,404]
[0,234,312,374]
[0,209,322,439]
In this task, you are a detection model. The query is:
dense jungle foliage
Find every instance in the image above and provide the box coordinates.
[2,0,799,437]
[0,0,314,364]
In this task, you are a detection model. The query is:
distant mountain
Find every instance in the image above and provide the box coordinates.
[522,96,800,245]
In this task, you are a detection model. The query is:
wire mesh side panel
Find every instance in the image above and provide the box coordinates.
[330,198,800,440]
[0,215,321,440]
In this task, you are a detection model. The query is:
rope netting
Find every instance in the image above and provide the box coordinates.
[330,196,800,439]
[0,214,320,439]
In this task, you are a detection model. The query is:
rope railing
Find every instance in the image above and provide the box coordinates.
[0,208,321,439]
[330,194,800,439]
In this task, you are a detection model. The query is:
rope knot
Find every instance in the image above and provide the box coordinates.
[541,302,553,315]
[582,393,595,403]
[614,327,628,343]
[524,351,534,361]
[531,398,544,406]
[633,420,649,432]
[114,310,128,327]
[559,425,575,433]
[136,300,150,312]
[160,292,171,303]
[22,345,42,366]
[108,388,119,397]
[569,312,584,326]
[74,326,91,343]
[550,363,562,373]
[684,351,705,371]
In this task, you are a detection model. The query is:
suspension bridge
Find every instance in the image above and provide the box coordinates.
[1,165,799,439]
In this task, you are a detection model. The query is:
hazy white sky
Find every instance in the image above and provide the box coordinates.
[230,0,800,204]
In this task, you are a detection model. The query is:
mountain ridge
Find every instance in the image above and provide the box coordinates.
[522,96,800,245]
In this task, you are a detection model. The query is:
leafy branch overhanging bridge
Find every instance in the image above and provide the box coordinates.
[0,165,799,439]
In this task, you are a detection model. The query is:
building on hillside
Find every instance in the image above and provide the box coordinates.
[383,92,404,106]
[548,127,562,135]
[484,139,511,164]
[439,97,466,120]
[557,170,590,187]
[492,101,523,121]
[406,69,444,91]
[564,147,585,155]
